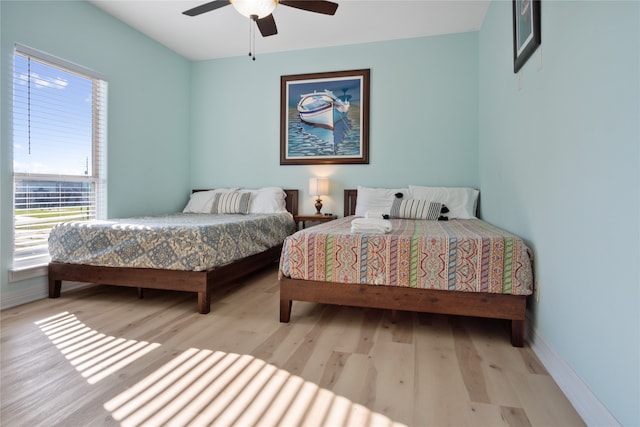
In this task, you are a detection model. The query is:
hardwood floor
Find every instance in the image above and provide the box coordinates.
[1,266,584,427]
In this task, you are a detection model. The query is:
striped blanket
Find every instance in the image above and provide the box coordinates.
[279,216,533,295]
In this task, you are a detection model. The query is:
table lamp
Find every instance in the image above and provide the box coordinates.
[309,177,329,215]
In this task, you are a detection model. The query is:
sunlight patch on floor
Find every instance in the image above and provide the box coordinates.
[104,348,406,427]
[36,312,160,385]
[35,312,404,426]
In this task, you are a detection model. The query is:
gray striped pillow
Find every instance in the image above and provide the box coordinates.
[211,192,251,214]
[390,198,443,220]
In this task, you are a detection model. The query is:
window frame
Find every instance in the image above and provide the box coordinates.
[10,44,107,281]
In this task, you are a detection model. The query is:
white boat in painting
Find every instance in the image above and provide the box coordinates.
[297,90,350,129]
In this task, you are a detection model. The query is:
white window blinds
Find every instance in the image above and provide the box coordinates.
[12,45,108,271]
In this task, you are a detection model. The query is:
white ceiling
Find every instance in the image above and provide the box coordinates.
[89,0,490,61]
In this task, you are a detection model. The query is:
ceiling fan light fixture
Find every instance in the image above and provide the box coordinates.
[230,0,278,19]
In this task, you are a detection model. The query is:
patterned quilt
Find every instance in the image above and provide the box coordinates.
[279,216,533,295]
[49,213,296,271]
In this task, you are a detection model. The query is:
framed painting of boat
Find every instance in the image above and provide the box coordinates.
[280,69,370,165]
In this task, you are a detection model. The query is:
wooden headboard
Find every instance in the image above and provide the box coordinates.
[344,189,358,217]
[284,189,299,216]
[192,189,299,216]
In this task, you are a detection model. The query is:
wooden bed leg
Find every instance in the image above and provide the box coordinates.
[390,309,398,323]
[49,277,61,298]
[137,287,144,299]
[280,299,292,323]
[511,319,525,347]
[197,291,211,314]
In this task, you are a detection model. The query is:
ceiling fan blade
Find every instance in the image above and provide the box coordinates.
[256,14,278,37]
[183,0,229,17]
[279,0,338,15]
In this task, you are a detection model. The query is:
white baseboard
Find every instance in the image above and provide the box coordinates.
[529,325,621,426]
[0,282,92,311]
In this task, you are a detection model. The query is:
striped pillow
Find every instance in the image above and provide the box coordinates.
[211,192,251,214]
[390,198,444,220]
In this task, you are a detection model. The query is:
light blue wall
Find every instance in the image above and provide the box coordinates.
[479,1,639,425]
[190,33,479,215]
[0,1,191,305]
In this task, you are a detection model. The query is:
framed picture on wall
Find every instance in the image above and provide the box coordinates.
[512,0,541,73]
[280,69,370,165]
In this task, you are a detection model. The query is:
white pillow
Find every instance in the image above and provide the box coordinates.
[242,187,288,214]
[182,189,237,213]
[355,186,409,217]
[408,185,479,219]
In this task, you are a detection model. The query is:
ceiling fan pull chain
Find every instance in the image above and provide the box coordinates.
[248,16,253,58]
[250,14,257,61]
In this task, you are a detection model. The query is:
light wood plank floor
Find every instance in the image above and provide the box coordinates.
[1,266,584,427]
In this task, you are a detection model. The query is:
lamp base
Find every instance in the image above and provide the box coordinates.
[315,198,323,215]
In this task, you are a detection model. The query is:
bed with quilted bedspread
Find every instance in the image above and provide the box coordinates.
[49,188,298,314]
[50,213,294,271]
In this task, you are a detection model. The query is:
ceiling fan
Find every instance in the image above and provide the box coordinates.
[183,0,339,38]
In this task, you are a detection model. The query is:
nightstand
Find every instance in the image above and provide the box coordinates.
[295,214,338,230]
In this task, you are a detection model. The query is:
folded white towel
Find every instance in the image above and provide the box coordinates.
[351,218,392,234]
[365,210,386,219]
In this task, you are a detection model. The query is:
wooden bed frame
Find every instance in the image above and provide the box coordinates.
[279,189,529,347]
[49,189,299,314]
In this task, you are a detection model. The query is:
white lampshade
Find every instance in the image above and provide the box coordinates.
[309,177,329,197]
[230,0,277,19]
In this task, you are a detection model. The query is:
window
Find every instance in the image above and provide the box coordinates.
[12,45,107,276]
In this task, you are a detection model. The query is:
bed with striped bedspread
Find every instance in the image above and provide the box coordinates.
[279,216,533,295]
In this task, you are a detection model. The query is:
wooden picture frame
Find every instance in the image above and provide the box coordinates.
[512,0,541,73]
[280,69,370,165]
